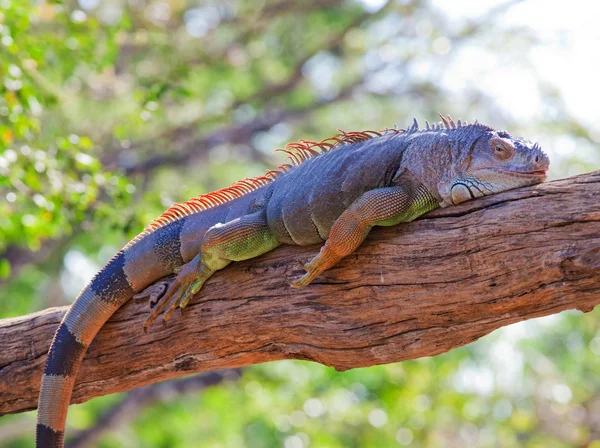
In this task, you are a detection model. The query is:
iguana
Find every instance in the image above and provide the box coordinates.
[36,116,549,447]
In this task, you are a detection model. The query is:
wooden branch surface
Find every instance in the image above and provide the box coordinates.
[2,171,600,415]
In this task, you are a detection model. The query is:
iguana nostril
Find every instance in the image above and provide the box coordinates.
[535,155,540,163]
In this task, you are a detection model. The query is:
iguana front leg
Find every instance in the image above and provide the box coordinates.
[143,210,280,330]
[291,184,438,288]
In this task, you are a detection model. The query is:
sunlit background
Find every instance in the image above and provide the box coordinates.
[1,0,600,446]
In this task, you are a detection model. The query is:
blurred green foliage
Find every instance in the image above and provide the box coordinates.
[1,0,599,446]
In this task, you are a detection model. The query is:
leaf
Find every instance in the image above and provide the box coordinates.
[0,259,10,278]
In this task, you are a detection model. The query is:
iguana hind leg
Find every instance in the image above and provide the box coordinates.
[291,185,437,288]
[143,210,280,330]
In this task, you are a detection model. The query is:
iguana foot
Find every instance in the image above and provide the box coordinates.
[143,256,208,331]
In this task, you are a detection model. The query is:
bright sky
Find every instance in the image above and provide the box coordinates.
[432,0,600,127]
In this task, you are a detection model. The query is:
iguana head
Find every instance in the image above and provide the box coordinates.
[436,124,549,207]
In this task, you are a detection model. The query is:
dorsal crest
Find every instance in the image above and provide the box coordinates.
[123,170,281,249]
[275,128,397,165]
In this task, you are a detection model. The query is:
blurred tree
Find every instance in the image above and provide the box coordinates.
[1,0,599,447]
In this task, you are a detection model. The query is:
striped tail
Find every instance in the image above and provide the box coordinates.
[35,217,186,447]
[36,249,137,447]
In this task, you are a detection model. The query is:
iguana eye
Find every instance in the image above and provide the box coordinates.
[490,139,513,160]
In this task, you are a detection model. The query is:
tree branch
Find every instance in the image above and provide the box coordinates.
[2,171,600,415]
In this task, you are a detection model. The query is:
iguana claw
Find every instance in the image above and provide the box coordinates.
[143,257,206,331]
[143,279,193,330]
[290,259,319,288]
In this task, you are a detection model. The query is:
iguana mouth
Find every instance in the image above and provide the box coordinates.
[500,169,547,177]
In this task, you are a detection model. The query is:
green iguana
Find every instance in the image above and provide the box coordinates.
[36,115,549,447]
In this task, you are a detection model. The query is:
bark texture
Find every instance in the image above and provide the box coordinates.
[1,171,599,416]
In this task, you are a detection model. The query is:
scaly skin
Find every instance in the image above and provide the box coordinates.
[36,116,549,447]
